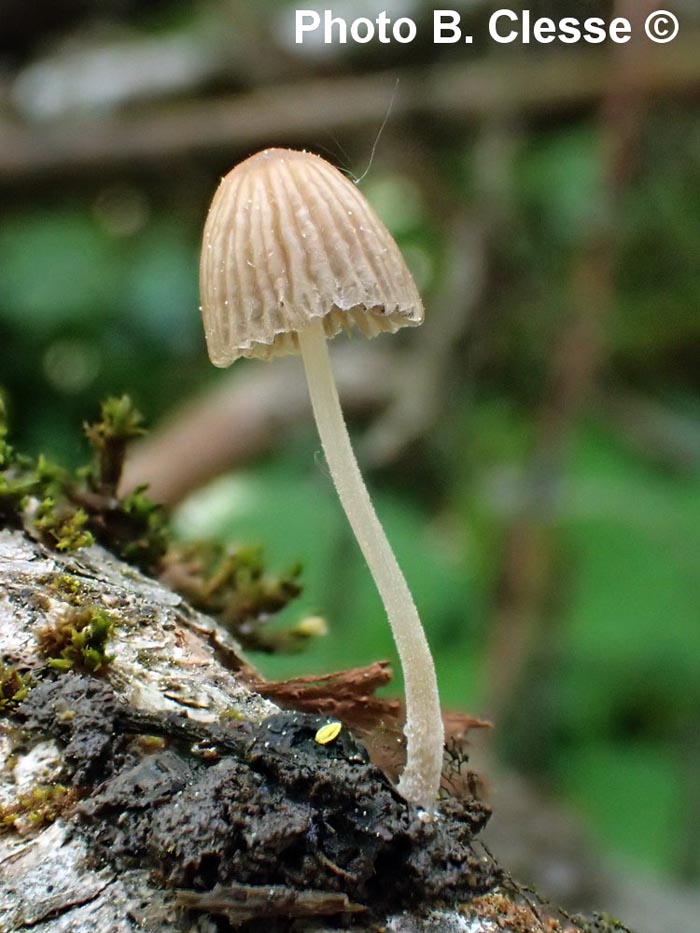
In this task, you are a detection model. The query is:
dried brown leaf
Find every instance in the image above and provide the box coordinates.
[246,662,490,798]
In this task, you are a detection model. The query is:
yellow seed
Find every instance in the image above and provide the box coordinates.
[292,615,328,638]
[314,721,342,745]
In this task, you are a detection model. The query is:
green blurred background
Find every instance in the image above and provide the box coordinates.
[1,0,698,923]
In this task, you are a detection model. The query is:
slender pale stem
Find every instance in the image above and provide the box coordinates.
[297,317,444,811]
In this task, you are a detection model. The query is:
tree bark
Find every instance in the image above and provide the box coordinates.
[0,528,553,933]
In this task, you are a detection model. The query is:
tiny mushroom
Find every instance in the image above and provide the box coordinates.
[199,148,444,813]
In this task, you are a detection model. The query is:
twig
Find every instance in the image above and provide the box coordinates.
[482,0,659,724]
[119,343,393,505]
[3,38,700,181]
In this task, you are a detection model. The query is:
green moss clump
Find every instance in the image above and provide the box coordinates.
[0,398,40,526]
[0,395,167,571]
[33,499,94,552]
[2,397,304,649]
[78,396,168,571]
[94,482,169,572]
[571,914,634,933]
[0,663,31,713]
[83,394,146,495]
[0,784,77,835]
[161,542,304,652]
[50,573,84,604]
[37,606,115,673]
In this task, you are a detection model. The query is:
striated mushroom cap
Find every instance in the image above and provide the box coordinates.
[200,148,423,365]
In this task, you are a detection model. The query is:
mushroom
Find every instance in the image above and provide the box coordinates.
[199,148,444,812]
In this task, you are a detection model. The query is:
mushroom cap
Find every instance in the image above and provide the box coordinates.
[200,148,424,365]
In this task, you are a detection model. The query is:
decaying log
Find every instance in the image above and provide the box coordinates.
[0,528,572,933]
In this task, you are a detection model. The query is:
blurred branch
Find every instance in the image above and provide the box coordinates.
[600,389,700,474]
[3,36,700,180]
[363,210,488,466]
[119,343,394,505]
[482,0,659,725]
[363,119,517,466]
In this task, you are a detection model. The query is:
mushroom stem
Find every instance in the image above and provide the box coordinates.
[297,317,444,812]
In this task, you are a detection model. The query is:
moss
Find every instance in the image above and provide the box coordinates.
[50,573,85,604]
[160,542,303,651]
[37,606,116,673]
[2,398,304,647]
[28,455,95,550]
[0,396,166,570]
[75,396,168,571]
[0,397,40,526]
[219,708,246,722]
[569,914,634,933]
[33,499,94,551]
[0,663,31,713]
[83,395,146,494]
[100,483,169,571]
[491,872,636,933]
[136,648,159,666]
[0,784,77,835]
